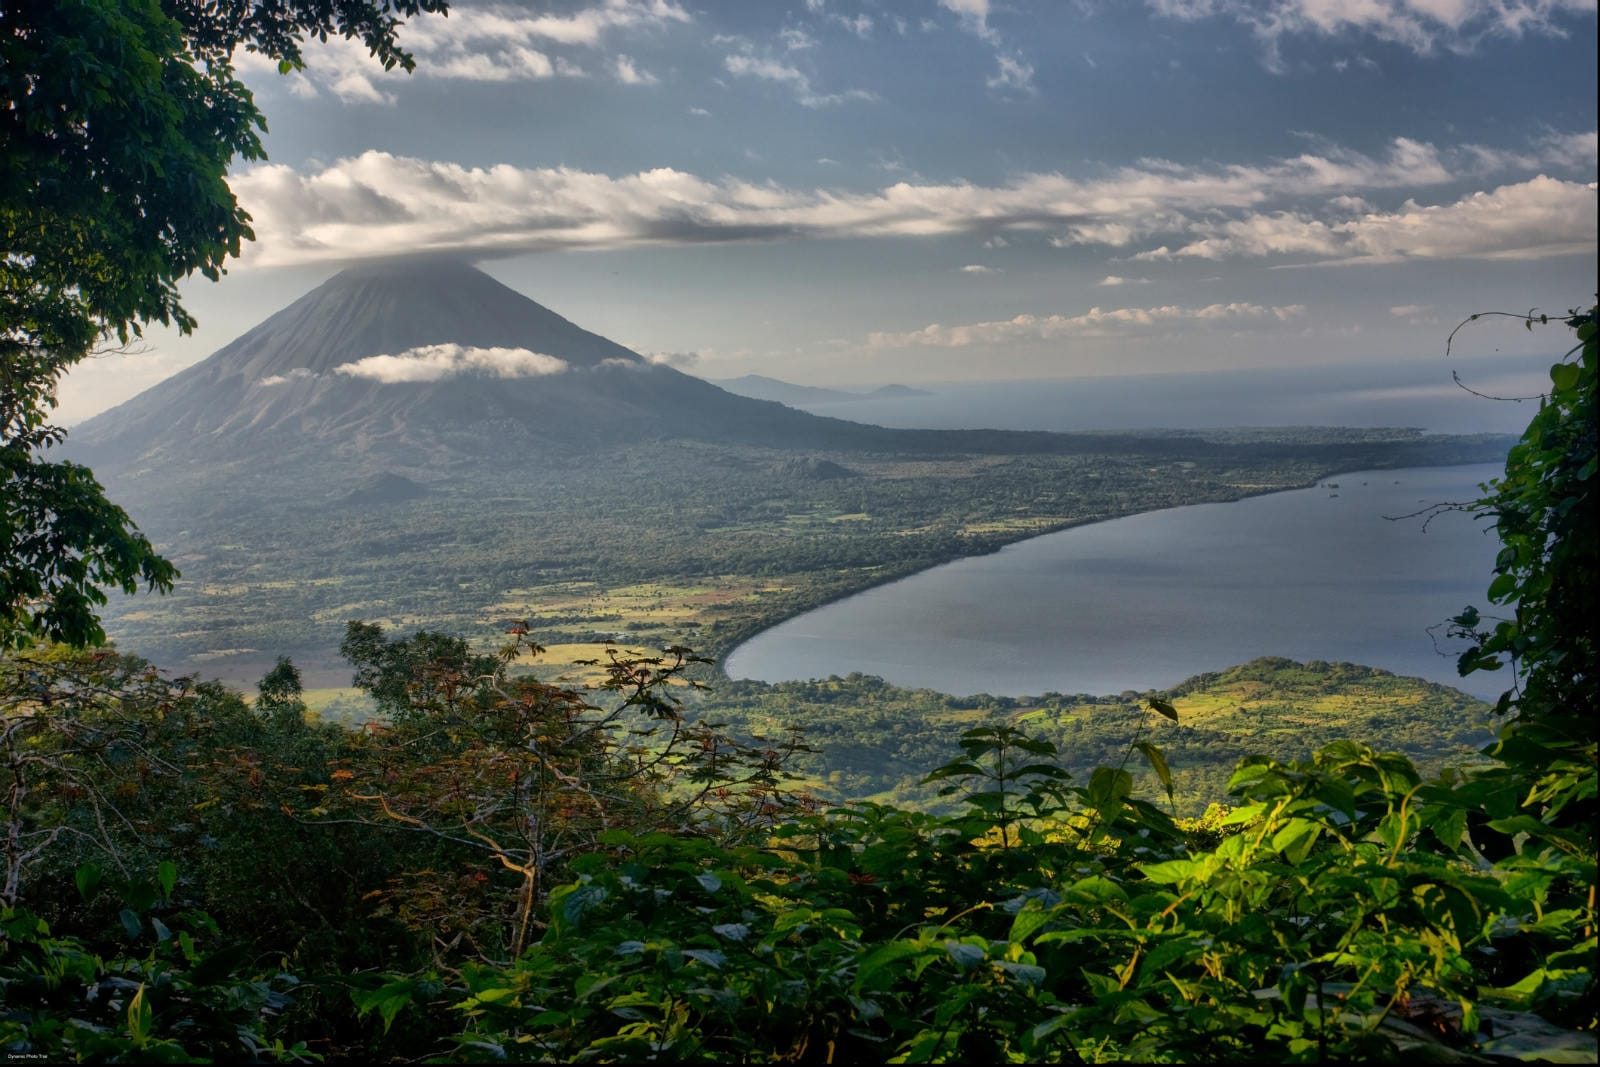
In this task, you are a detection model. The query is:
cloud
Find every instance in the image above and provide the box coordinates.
[1098,275,1151,286]
[940,0,997,42]
[638,349,699,368]
[229,133,1593,266]
[335,344,569,383]
[1146,0,1596,66]
[986,53,1036,91]
[258,368,317,387]
[779,27,817,49]
[867,302,1306,348]
[960,264,1000,273]
[1388,303,1440,324]
[613,54,657,85]
[1138,175,1598,264]
[722,50,876,107]
[235,1,689,99]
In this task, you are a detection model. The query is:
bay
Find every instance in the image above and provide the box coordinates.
[725,464,1512,701]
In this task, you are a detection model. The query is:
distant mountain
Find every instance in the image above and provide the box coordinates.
[711,374,933,406]
[70,259,913,468]
[70,259,1284,490]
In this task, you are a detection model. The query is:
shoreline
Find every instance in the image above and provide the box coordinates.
[716,456,1508,692]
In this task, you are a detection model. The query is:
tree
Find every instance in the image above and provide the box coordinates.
[1451,304,1598,844]
[1,0,447,648]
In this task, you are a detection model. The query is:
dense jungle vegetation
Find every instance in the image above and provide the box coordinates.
[3,2,1593,1060]
[1,307,1594,1062]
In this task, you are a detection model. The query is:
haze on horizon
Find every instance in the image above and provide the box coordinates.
[59,0,1597,426]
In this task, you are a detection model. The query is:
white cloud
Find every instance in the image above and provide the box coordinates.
[941,0,996,41]
[960,264,1000,273]
[613,54,657,84]
[1141,175,1598,264]
[1098,275,1152,286]
[830,13,874,37]
[867,302,1307,348]
[258,368,317,387]
[638,349,699,368]
[986,54,1035,91]
[1388,303,1441,324]
[722,51,875,107]
[235,1,689,99]
[229,134,1594,267]
[335,344,570,383]
[1147,0,1596,65]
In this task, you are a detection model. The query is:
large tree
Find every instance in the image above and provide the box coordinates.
[0,0,447,648]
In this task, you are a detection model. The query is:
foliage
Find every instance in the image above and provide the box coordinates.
[1,868,315,1062]
[0,0,444,649]
[381,730,1594,1063]
[1449,305,1598,852]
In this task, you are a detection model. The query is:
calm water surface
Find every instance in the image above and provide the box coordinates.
[726,464,1510,701]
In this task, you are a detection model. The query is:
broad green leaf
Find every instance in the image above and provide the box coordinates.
[1088,766,1133,808]
[682,948,726,969]
[855,940,925,991]
[1137,859,1199,885]
[128,984,152,1045]
[1133,742,1174,804]
[120,908,143,940]
[1008,904,1053,943]
[1146,697,1178,722]
[157,860,178,898]
[945,940,986,970]
[75,863,102,901]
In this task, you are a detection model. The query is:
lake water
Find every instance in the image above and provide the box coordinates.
[725,464,1512,701]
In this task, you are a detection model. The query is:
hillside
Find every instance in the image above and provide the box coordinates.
[688,657,1494,815]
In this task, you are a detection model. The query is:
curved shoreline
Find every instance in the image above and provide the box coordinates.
[717,457,1505,691]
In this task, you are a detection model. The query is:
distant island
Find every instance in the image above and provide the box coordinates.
[709,373,934,406]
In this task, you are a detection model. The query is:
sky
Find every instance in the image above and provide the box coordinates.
[59,0,1598,423]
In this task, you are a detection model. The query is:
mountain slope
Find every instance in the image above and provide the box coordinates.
[70,258,916,465]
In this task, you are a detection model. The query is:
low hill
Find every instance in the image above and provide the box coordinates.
[711,374,933,406]
[696,657,1495,814]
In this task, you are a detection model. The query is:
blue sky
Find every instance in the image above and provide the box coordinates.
[60,0,1597,421]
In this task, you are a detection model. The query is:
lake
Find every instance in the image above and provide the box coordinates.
[725,463,1513,702]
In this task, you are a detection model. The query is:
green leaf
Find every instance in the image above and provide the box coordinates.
[1549,362,1580,392]
[1009,904,1053,943]
[157,860,178,898]
[75,863,102,901]
[120,908,143,940]
[1146,697,1178,722]
[1088,766,1133,808]
[1132,742,1174,804]
[855,940,924,991]
[1137,859,1199,885]
[945,940,987,970]
[351,980,416,1034]
[128,983,153,1045]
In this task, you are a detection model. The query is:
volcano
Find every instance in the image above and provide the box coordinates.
[70,258,916,466]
